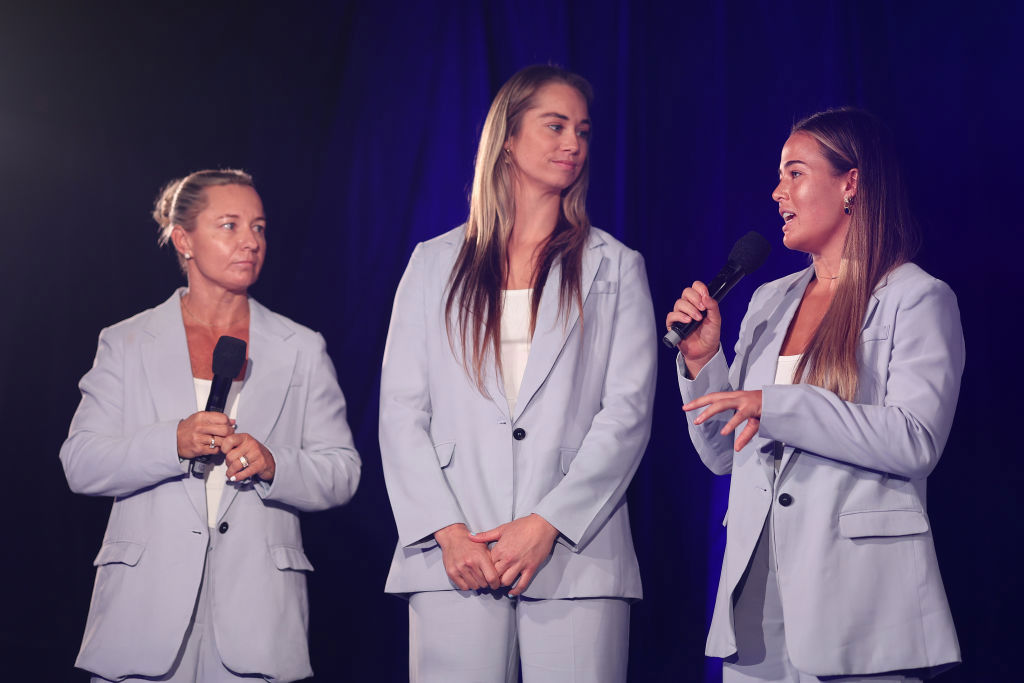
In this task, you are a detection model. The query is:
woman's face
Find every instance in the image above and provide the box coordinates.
[507,82,590,197]
[173,183,266,295]
[772,132,856,259]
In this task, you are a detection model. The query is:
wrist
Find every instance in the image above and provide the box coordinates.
[433,523,467,548]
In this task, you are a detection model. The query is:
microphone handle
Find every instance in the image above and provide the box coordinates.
[662,264,745,349]
[191,374,233,477]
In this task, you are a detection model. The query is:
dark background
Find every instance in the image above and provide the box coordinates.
[2,1,1020,680]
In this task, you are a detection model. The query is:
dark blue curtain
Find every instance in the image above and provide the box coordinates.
[2,1,1020,680]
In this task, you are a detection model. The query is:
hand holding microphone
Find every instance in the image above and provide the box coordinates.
[177,335,247,477]
[664,232,771,376]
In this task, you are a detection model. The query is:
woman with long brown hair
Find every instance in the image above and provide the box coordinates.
[669,108,963,681]
[380,65,657,682]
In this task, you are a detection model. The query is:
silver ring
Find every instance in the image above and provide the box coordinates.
[209,437,216,449]
[239,455,249,469]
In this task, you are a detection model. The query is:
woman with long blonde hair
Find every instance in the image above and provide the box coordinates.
[381,65,656,682]
[669,108,963,681]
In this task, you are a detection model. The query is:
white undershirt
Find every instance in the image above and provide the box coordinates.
[192,379,243,527]
[500,289,533,414]
[772,355,802,473]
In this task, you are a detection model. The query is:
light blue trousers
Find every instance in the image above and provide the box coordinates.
[409,590,630,683]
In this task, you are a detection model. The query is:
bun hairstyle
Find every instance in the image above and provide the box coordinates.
[153,169,255,269]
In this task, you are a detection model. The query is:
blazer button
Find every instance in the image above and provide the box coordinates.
[777,493,793,507]
[218,522,230,534]
[512,427,527,441]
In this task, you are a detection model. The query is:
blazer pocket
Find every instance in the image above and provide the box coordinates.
[838,509,929,538]
[270,544,315,572]
[860,324,890,343]
[433,441,455,469]
[590,280,618,294]
[93,540,145,567]
[559,447,579,474]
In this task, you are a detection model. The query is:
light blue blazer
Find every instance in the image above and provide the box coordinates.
[380,226,656,599]
[678,263,963,676]
[60,290,361,682]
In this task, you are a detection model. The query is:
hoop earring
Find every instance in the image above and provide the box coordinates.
[843,196,853,215]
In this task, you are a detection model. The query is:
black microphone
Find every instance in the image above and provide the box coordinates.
[662,231,771,349]
[191,335,247,477]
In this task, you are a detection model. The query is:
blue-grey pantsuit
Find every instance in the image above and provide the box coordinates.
[678,263,963,678]
[60,290,361,682]
[380,225,656,600]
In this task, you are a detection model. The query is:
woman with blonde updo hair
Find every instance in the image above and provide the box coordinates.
[669,109,963,681]
[61,169,361,682]
[380,65,657,682]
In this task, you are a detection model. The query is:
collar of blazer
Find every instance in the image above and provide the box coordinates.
[140,288,299,521]
[437,226,606,422]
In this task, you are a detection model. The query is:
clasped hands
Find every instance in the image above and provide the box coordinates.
[434,514,559,596]
[177,411,276,482]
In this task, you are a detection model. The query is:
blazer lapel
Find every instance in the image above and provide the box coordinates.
[217,298,297,522]
[754,268,814,479]
[140,289,208,522]
[512,230,603,422]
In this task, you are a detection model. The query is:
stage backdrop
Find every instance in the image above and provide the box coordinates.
[2,1,1020,680]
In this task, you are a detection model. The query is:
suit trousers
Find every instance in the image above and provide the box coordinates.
[90,532,268,683]
[723,511,922,683]
[408,590,630,683]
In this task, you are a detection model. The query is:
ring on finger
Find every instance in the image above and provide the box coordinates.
[239,455,249,469]
[209,437,216,449]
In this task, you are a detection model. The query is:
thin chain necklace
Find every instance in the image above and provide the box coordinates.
[180,294,248,329]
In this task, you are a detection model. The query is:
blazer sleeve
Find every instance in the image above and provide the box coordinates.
[675,282,773,476]
[531,250,657,550]
[759,276,964,480]
[60,327,189,498]
[379,244,466,548]
[257,333,362,512]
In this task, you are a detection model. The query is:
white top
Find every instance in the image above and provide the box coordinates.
[501,289,533,414]
[193,378,243,527]
[772,354,802,473]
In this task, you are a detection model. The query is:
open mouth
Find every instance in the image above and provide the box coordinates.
[782,212,796,223]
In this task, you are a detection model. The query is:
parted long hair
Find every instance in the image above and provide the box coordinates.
[445,65,594,390]
[793,108,920,401]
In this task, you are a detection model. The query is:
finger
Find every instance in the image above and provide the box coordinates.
[694,402,737,425]
[469,529,501,544]
[203,423,236,438]
[734,418,761,452]
[447,569,470,592]
[227,451,258,481]
[719,410,749,435]
[480,556,501,590]
[692,280,710,300]
[508,568,534,597]
[499,565,521,587]
[682,396,714,412]
[674,294,705,318]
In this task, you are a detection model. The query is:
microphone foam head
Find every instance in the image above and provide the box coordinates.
[212,335,248,377]
[728,231,772,274]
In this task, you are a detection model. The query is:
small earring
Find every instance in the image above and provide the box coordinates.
[843,196,853,215]
[184,253,193,260]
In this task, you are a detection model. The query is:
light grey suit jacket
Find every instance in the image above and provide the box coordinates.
[60,290,361,682]
[380,226,656,599]
[678,262,963,677]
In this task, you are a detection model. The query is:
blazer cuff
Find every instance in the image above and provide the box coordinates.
[677,345,727,401]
